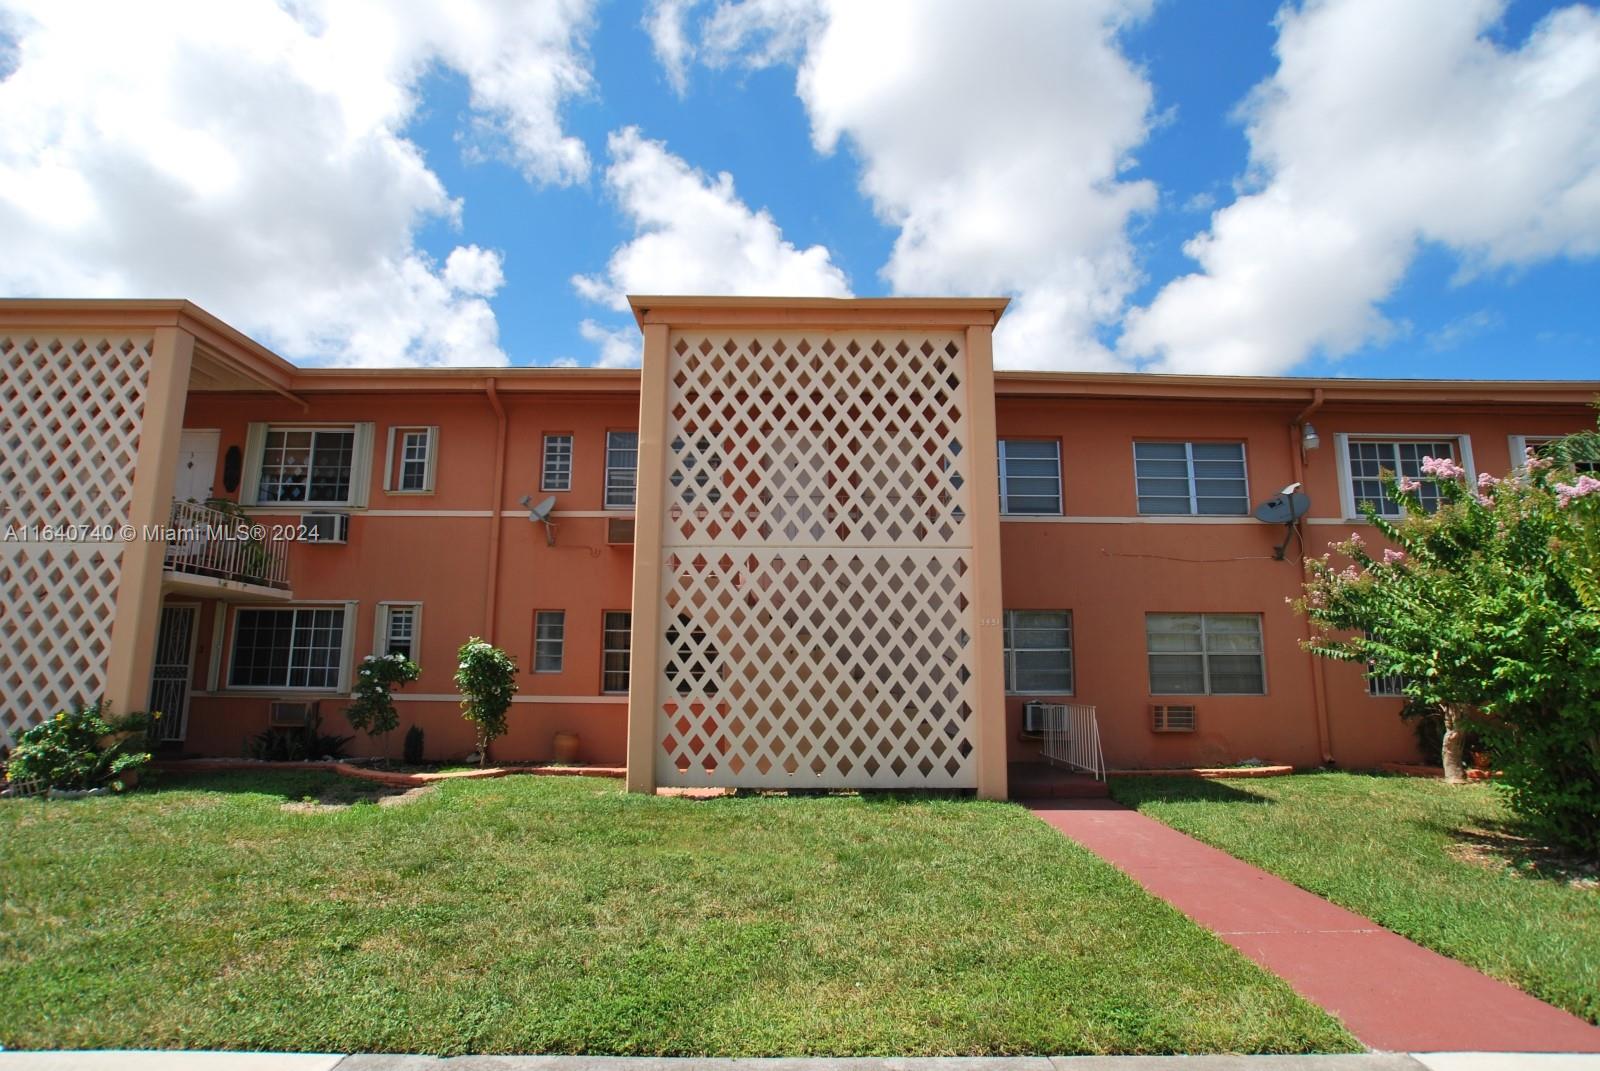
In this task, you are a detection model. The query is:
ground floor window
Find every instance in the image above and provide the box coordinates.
[376,603,420,660]
[602,611,631,693]
[535,610,565,672]
[1146,613,1265,695]
[1003,610,1073,694]
[229,606,347,689]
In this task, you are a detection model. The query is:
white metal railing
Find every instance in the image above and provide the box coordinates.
[1040,702,1106,781]
[163,500,290,590]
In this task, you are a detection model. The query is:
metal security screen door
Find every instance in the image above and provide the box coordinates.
[644,327,991,790]
[148,605,198,742]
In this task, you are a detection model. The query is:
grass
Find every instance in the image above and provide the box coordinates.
[1111,772,1600,1025]
[1,771,1355,1056]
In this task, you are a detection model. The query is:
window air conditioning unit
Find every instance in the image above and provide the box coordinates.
[301,512,350,543]
[1022,701,1051,735]
[269,700,318,727]
[1150,703,1198,733]
[606,517,635,545]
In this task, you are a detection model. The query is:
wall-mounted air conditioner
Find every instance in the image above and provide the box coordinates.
[269,700,318,727]
[1022,701,1052,735]
[301,512,350,543]
[606,517,635,545]
[1150,703,1197,733]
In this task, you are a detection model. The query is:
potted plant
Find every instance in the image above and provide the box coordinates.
[552,730,580,764]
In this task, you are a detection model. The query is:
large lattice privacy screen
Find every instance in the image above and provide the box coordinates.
[1,335,152,746]
[652,330,978,788]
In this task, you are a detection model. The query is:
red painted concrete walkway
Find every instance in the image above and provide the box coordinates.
[1029,799,1600,1054]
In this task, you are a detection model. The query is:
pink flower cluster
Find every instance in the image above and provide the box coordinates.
[1398,476,1422,493]
[1554,474,1600,509]
[1420,455,1465,479]
[1382,548,1405,564]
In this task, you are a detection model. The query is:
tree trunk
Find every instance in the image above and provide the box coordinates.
[1441,703,1468,785]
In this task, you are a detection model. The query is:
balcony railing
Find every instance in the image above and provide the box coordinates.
[163,500,289,590]
[1040,702,1106,781]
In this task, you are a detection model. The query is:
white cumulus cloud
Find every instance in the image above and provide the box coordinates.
[572,125,851,312]
[0,0,596,367]
[654,0,1159,371]
[1121,0,1600,374]
[580,319,643,368]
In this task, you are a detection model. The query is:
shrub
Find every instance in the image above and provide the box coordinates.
[403,724,425,765]
[346,652,421,750]
[6,704,152,791]
[244,707,353,762]
[1297,447,1600,855]
[455,638,518,763]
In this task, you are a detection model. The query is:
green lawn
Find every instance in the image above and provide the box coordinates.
[1111,772,1600,1025]
[0,772,1355,1056]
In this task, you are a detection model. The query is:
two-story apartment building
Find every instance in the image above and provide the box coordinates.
[2,296,1594,799]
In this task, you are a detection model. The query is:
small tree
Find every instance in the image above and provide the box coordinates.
[455,638,518,764]
[1296,449,1600,854]
[346,652,420,759]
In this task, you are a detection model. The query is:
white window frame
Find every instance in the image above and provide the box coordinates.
[542,433,574,492]
[1145,612,1266,696]
[997,439,1063,516]
[226,602,357,693]
[534,610,565,673]
[383,426,438,494]
[374,602,423,661]
[241,422,375,509]
[1510,434,1599,474]
[1335,433,1475,520]
[601,610,631,693]
[1003,610,1074,696]
[605,431,638,511]
[1132,440,1250,516]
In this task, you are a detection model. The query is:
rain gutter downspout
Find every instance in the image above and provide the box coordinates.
[1290,387,1334,766]
[484,377,508,643]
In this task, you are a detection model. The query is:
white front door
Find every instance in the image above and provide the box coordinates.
[174,429,220,503]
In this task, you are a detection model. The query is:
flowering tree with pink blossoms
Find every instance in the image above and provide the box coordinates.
[1295,448,1600,855]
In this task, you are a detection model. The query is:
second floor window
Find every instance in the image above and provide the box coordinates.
[997,440,1062,515]
[606,431,638,510]
[542,434,573,492]
[384,427,436,493]
[1346,438,1459,516]
[257,427,356,504]
[1134,441,1248,515]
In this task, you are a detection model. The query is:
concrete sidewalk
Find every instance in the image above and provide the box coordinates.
[3,1051,1600,1070]
[6,1054,1600,1070]
[1028,800,1600,1054]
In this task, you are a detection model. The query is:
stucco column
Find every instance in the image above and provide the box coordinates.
[624,322,671,793]
[102,326,194,718]
[965,323,1009,801]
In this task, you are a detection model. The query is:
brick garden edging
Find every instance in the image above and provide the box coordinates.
[151,758,626,789]
[1108,765,1296,779]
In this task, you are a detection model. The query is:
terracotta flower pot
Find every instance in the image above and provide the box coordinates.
[552,731,581,764]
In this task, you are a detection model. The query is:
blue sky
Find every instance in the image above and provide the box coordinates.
[2,0,1598,378]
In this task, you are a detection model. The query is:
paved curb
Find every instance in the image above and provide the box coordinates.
[150,760,626,789]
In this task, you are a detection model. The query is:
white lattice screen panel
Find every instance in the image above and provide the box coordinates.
[1,334,152,745]
[652,329,979,789]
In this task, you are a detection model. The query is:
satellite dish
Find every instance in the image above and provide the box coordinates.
[519,494,558,545]
[1252,485,1311,561]
[526,495,557,522]
[1253,490,1310,524]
